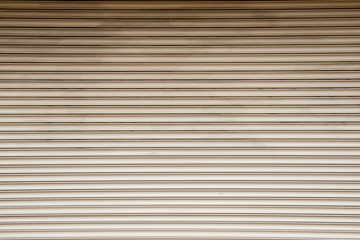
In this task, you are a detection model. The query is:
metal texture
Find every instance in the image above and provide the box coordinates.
[0,0,359,239]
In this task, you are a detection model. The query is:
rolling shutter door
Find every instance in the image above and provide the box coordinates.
[0,1,359,239]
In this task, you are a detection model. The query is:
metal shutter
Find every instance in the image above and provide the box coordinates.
[0,1,359,239]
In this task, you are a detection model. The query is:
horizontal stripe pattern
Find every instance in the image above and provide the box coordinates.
[0,0,359,239]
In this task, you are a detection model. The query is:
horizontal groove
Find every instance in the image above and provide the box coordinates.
[0,237,356,240]
[2,96,360,99]
[1,87,358,89]
[0,109,360,112]
[1,46,360,54]
[1,96,359,99]
[0,115,358,122]
[2,204,359,208]
[1,112,359,114]
[3,55,360,63]
[1,173,359,178]
[0,130,359,132]
[1,205,359,211]
[0,17,360,31]
[0,232,359,240]
[1,63,359,71]
[1,180,359,183]
[1,122,359,124]
[1,138,359,141]
[2,228,359,234]
[1,27,360,38]
[0,156,358,165]
[1,18,360,28]
[1,123,359,131]
[0,172,359,176]
[1,221,360,225]
[0,8,357,18]
[1,221,359,225]
[2,213,359,216]
[0,181,358,190]
[0,138,360,142]
[1,80,360,89]
[2,146,359,149]
[1,169,359,174]
[1,164,359,167]
[0,9,359,19]
[0,213,359,218]
[0,2,357,8]
[1,137,360,141]
[1,140,360,147]
[1,177,359,183]
[2,36,360,45]
[1,148,360,156]
[2,188,357,192]
[2,188,359,191]
[2,172,360,175]
[2,164,359,169]
[0,154,358,157]
[2,220,358,224]
[1,190,358,198]
[0,106,358,114]
[1,1,360,10]
[1,72,360,80]
[0,98,360,105]
[0,129,358,132]
[5,190,359,194]
[1,196,358,200]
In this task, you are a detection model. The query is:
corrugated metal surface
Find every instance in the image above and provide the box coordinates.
[0,0,359,239]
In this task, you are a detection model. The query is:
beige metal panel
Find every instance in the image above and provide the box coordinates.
[1,140,360,148]
[1,156,359,165]
[0,123,359,131]
[0,114,359,122]
[1,72,360,80]
[0,98,359,105]
[3,18,360,27]
[1,80,360,88]
[1,106,360,114]
[0,9,359,19]
[0,231,359,239]
[2,63,360,71]
[1,131,360,140]
[1,1,360,9]
[2,27,360,37]
[3,54,360,62]
[1,223,360,233]
[2,197,360,207]
[2,172,360,181]
[2,46,360,54]
[1,148,360,157]
[2,36,360,45]
[1,89,359,97]
[2,222,359,231]
[1,206,359,214]
[2,164,360,173]
[1,214,360,223]
[2,181,359,189]
[1,0,359,239]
